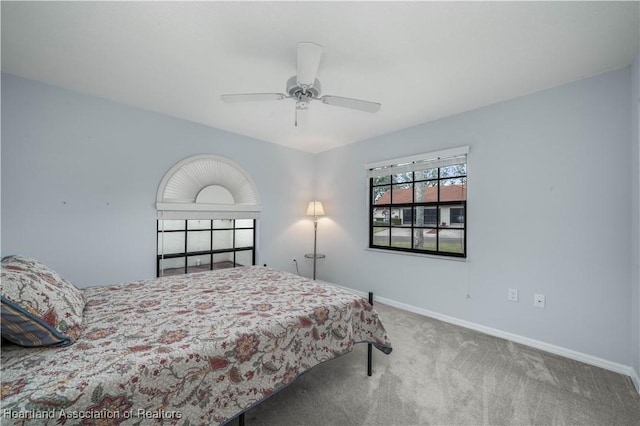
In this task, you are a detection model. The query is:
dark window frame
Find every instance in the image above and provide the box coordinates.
[156,219,256,277]
[369,166,467,258]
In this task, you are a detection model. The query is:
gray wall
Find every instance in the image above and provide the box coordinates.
[632,49,640,379]
[315,67,634,367]
[1,73,315,286]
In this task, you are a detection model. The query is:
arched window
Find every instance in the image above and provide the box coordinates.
[156,154,261,276]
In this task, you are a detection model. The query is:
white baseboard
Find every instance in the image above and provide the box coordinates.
[631,368,640,393]
[336,284,640,394]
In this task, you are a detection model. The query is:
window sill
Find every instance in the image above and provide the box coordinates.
[365,247,468,262]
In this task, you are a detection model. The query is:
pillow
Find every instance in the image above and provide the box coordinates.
[1,255,85,347]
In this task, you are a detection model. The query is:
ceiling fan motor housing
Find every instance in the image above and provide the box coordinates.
[287,76,321,99]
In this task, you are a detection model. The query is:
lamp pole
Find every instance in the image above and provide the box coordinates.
[305,200,325,280]
[312,218,318,280]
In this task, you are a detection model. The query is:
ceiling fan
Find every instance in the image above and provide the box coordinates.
[221,42,381,127]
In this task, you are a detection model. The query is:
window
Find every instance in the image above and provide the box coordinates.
[156,154,262,276]
[157,219,255,276]
[368,147,468,258]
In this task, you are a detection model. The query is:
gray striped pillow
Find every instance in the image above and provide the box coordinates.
[0,256,85,347]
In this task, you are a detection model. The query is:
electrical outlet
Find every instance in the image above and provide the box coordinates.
[508,288,518,302]
[534,294,545,308]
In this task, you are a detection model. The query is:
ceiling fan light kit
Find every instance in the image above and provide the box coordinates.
[221,42,381,127]
[287,76,321,99]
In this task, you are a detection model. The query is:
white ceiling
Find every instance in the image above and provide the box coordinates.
[2,1,639,153]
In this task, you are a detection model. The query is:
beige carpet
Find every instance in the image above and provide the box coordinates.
[241,303,640,425]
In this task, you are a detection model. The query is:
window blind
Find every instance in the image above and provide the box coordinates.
[366,146,469,178]
[156,206,260,220]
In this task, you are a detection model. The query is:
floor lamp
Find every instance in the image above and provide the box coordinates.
[305,200,325,280]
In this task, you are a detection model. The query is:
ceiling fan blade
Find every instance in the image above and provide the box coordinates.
[320,95,381,113]
[297,42,323,87]
[220,93,286,103]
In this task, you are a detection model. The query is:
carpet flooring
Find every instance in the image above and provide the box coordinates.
[242,303,640,426]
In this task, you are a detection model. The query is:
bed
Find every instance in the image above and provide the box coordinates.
[0,256,392,425]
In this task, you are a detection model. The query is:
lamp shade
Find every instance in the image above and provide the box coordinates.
[306,201,325,217]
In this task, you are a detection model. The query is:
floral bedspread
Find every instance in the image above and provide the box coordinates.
[1,266,392,425]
